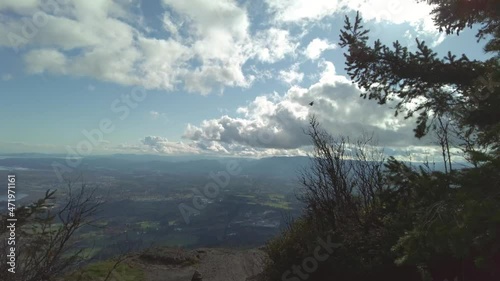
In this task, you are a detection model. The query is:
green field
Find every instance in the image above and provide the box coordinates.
[136,221,160,230]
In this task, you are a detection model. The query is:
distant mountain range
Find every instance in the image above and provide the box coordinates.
[0,153,462,178]
[0,154,311,178]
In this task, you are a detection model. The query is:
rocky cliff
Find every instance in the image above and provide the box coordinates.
[102,247,268,281]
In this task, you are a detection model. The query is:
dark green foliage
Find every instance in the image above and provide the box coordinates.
[263,1,500,280]
[338,4,499,146]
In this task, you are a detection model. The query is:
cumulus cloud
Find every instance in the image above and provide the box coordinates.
[141,136,199,154]
[252,28,298,63]
[123,59,446,159]
[138,135,303,157]
[265,0,443,45]
[183,60,426,156]
[0,0,446,95]
[265,0,341,23]
[304,38,336,60]
[0,0,300,95]
[344,0,443,43]
[138,135,308,157]
[279,63,304,85]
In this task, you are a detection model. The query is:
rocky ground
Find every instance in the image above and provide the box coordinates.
[126,247,268,281]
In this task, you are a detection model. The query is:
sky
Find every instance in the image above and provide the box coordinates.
[0,0,491,160]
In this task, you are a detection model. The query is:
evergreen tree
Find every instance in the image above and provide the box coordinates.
[264,1,500,280]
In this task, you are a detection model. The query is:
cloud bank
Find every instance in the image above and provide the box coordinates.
[1,0,443,94]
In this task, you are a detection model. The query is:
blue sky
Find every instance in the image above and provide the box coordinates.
[0,0,490,159]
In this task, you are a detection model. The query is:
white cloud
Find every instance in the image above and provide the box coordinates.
[265,0,341,23]
[24,49,68,74]
[137,37,192,90]
[141,136,199,154]
[304,38,336,60]
[162,0,249,39]
[253,28,298,63]
[161,11,181,38]
[265,0,443,45]
[118,60,452,159]
[279,63,304,85]
[265,0,434,26]
[345,0,444,46]
[0,0,303,95]
[0,0,446,95]
[159,0,257,94]
[194,141,308,157]
[183,61,423,155]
